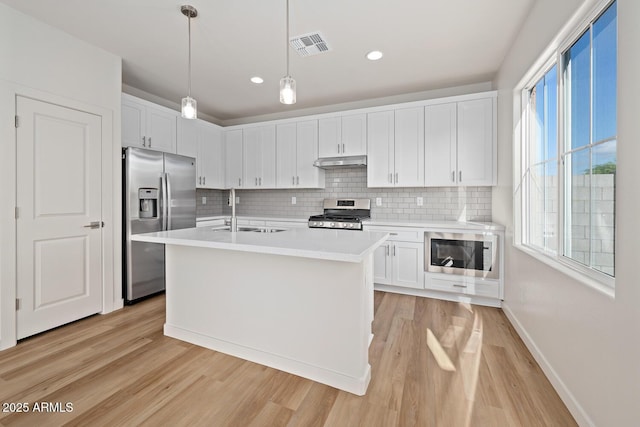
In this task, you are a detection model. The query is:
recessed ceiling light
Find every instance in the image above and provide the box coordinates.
[366,50,383,61]
[250,76,264,84]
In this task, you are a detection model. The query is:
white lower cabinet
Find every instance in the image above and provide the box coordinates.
[367,226,424,289]
[424,274,501,300]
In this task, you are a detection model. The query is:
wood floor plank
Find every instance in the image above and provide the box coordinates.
[0,292,577,427]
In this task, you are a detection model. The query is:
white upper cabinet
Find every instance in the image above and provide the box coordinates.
[224,129,243,188]
[178,119,224,188]
[456,98,495,186]
[122,94,177,153]
[318,113,366,157]
[243,125,276,189]
[424,103,457,186]
[198,121,224,189]
[367,111,395,187]
[425,97,496,186]
[276,120,325,188]
[367,107,424,187]
[394,107,425,187]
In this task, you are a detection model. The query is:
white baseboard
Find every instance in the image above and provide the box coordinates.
[502,303,594,427]
[374,284,502,308]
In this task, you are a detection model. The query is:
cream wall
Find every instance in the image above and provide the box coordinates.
[493,0,640,425]
[0,3,122,350]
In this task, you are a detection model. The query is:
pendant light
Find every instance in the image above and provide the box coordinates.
[279,0,296,104]
[181,5,198,119]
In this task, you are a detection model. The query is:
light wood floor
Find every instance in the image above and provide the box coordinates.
[0,292,576,427]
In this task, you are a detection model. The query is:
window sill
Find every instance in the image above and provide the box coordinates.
[513,243,615,299]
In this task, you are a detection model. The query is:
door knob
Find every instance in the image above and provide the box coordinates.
[83,221,103,229]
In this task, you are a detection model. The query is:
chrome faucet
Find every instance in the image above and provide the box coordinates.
[229,188,237,232]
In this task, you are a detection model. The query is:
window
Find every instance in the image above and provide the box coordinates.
[520,0,617,286]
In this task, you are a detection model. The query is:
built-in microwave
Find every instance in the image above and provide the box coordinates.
[425,231,499,279]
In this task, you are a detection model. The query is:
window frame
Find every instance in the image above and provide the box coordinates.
[516,0,616,294]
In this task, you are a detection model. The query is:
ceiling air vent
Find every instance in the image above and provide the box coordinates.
[289,32,331,57]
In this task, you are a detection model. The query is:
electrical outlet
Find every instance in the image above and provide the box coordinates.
[416,197,423,206]
[291,196,297,205]
[235,196,240,204]
[202,196,207,205]
[376,197,382,206]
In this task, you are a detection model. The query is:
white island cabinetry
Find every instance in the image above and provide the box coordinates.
[132,227,388,395]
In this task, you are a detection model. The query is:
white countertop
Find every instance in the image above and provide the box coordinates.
[196,215,504,231]
[132,227,389,263]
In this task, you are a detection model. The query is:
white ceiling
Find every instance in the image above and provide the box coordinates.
[2,0,534,122]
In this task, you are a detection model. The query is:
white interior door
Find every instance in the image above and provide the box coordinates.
[16,96,103,339]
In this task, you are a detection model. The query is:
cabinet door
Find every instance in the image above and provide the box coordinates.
[243,127,262,189]
[341,113,367,155]
[318,116,341,158]
[259,126,277,188]
[425,103,457,186]
[244,126,276,188]
[457,98,495,186]
[392,241,424,289]
[366,111,394,188]
[146,105,177,153]
[177,118,198,159]
[394,107,424,187]
[276,123,297,188]
[122,98,145,148]
[296,120,323,188]
[373,244,393,285]
[224,129,243,188]
[199,122,224,189]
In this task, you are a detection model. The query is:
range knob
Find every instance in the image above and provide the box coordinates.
[348,223,355,228]
[329,222,335,227]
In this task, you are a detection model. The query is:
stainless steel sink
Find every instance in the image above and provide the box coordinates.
[211,226,286,233]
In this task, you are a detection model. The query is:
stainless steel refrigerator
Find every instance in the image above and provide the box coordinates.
[123,147,196,303]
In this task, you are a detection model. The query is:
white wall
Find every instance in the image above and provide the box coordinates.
[493,0,640,425]
[0,3,122,350]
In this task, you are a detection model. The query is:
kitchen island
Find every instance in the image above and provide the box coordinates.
[131,227,388,395]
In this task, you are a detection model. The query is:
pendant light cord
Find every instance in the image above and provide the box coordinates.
[286,0,290,77]
[188,12,192,98]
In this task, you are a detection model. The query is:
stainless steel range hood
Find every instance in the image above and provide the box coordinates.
[313,155,367,169]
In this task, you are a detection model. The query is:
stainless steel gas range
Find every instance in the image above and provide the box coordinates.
[308,199,371,230]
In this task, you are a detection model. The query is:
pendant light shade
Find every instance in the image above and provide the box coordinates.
[279,76,296,105]
[181,5,198,119]
[280,0,296,105]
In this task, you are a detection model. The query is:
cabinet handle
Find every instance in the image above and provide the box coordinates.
[259,177,262,186]
[142,136,146,147]
[148,137,151,147]
[452,171,455,182]
[453,284,468,288]
[296,176,299,185]
[342,143,345,153]
[459,171,462,182]
[389,173,392,183]
[292,176,295,185]
[389,232,398,236]
[203,177,206,185]
[393,245,396,256]
[337,143,341,154]
[198,177,201,185]
[395,172,398,183]
[238,178,241,186]
[255,177,258,186]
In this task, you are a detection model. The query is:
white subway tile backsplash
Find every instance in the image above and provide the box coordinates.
[197,167,492,221]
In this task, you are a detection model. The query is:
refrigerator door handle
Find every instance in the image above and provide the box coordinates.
[161,172,168,231]
[165,172,172,230]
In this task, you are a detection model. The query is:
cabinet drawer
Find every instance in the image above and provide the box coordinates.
[364,226,423,242]
[425,275,500,299]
